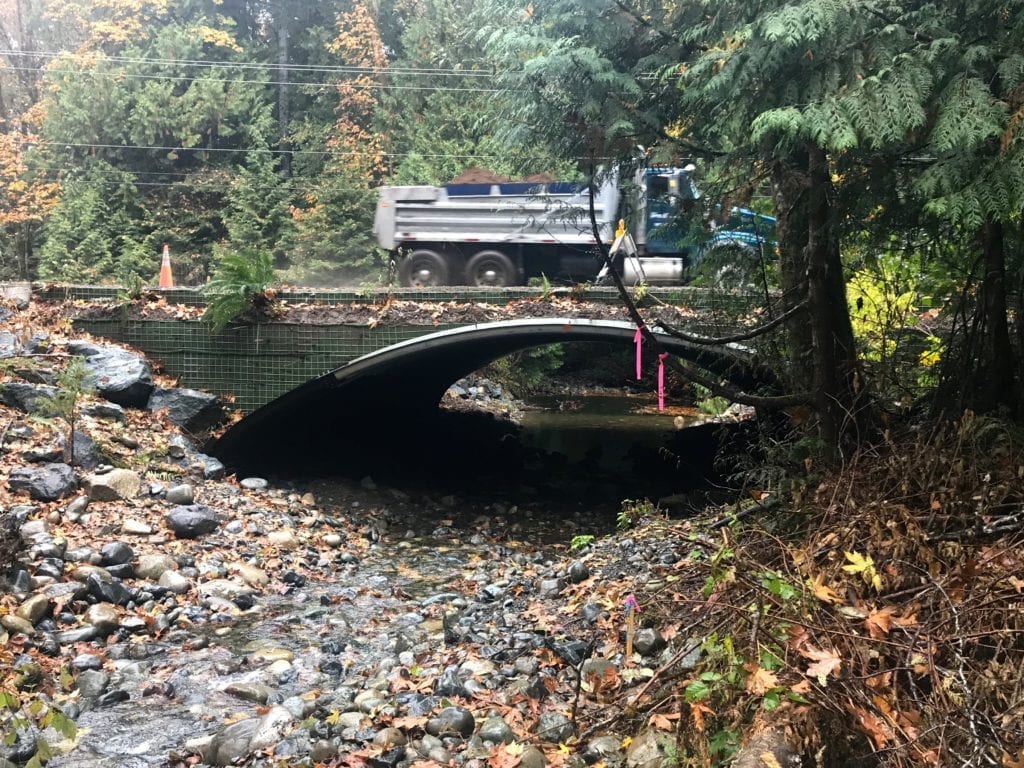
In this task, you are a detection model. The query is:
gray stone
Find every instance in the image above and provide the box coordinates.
[0,382,57,413]
[158,570,191,594]
[224,683,275,705]
[165,484,194,505]
[478,716,514,745]
[81,402,126,422]
[71,654,103,672]
[201,455,226,480]
[100,541,134,566]
[373,728,408,748]
[166,504,219,538]
[538,578,563,598]
[198,579,254,603]
[567,561,590,583]
[64,495,89,518]
[75,669,110,699]
[585,735,624,763]
[520,746,547,768]
[625,729,668,768]
[248,706,294,753]
[8,463,76,501]
[68,341,154,408]
[434,664,468,698]
[632,628,666,656]
[15,595,50,625]
[0,331,22,358]
[206,718,258,766]
[55,626,100,644]
[85,603,120,634]
[240,477,269,491]
[69,431,103,469]
[147,387,224,432]
[425,706,475,738]
[136,554,176,580]
[0,614,34,636]
[86,573,132,606]
[121,518,152,535]
[83,468,141,501]
[536,712,573,743]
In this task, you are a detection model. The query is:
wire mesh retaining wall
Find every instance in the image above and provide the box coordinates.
[71,317,452,413]
[36,283,767,312]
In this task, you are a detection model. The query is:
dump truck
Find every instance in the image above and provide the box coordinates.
[373,167,775,287]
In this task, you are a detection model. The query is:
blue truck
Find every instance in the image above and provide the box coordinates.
[373,166,775,287]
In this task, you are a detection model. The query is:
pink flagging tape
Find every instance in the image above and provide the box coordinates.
[634,327,643,380]
[658,353,668,411]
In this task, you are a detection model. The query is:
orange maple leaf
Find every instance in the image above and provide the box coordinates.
[801,646,842,685]
[864,606,897,639]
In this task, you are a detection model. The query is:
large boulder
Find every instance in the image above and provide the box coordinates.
[83,469,142,501]
[8,464,76,501]
[67,341,154,408]
[0,382,58,414]
[147,387,224,432]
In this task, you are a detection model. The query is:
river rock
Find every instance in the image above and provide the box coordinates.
[84,468,141,501]
[85,603,120,634]
[75,669,110,699]
[266,529,298,549]
[0,382,57,413]
[136,554,177,580]
[81,402,126,422]
[71,653,103,671]
[199,579,254,603]
[520,746,547,768]
[251,647,294,663]
[625,729,668,768]
[478,716,514,744]
[240,477,269,491]
[69,430,102,469]
[100,541,134,566]
[0,331,22,358]
[224,683,276,705]
[122,518,152,535]
[232,562,269,587]
[64,495,89,520]
[8,463,76,501]
[536,711,573,743]
[425,706,475,738]
[0,614,34,636]
[567,561,590,583]
[206,718,259,766]
[586,735,625,763]
[15,595,50,625]
[434,664,468,698]
[56,626,99,644]
[166,504,219,538]
[86,573,132,606]
[165,483,194,505]
[158,570,191,594]
[147,387,224,432]
[68,341,154,408]
[373,728,408,748]
[632,628,666,656]
[538,578,563,598]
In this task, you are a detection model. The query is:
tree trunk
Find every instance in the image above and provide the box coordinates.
[803,144,866,451]
[771,153,812,382]
[974,219,1016,412]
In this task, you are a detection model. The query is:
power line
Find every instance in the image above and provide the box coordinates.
[0,64,506,92]
[0,48,500,78]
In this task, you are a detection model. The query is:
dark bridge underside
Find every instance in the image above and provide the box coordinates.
[211,319,770,482]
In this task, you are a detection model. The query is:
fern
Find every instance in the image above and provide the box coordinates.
[202,248,278,333]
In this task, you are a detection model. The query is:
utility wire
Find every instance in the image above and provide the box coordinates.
[0,48,499,77]
[0,64,506,92]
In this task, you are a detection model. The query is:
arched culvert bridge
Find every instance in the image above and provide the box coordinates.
[210,318,773,484]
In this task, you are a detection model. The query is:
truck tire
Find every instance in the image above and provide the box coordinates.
[399,249,450,287]
[465,250,518,287]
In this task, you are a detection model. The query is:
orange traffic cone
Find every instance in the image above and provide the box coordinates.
[158,243,174,289]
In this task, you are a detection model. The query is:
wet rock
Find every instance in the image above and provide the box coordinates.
[206,718,258,766]
[64,495,89,520]
[478,716,514,744]
[538,578,563,598]
[586,735,625,764]
[536,711,573,743]
[224,683,276,705]
[68,341,154,408]
[86,573,132,606]
[632,628,666,656]
[100,541,134,567]
[310,739,340,763]
[8,463,76,501]
[567,561,590,583]
[85,603,120,634]
[373,728,408,748]
[232,562,269,587]
[84,468,141,501]
[122,518,152,535]
[165,483,194,505]
[166,504,219,538]
[75,669,110,699]
[251,647,294,663]
[520,746,547,768]
[434,664,468,698]
[199,579,255,604]
[1,614,34,636]
[147,386,224,431]
[82,402,126,422]
[0,382,57,413]
[158,570,191,594]
[71,653,103,672]
[136,553,177,580]
[95,689,130,707]
[240,477,269,491]
[15,595,50,625]
[625,729,668,768]
[425,706,475,738]
[55,626,99,644]
[6,569,31,594]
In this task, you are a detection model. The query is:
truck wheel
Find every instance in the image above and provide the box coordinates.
[466,250,518,287]
[399,249,449,287]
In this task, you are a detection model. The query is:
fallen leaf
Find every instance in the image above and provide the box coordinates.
[864,606,897,639]
[802,646,842,685]
[745,665,780,695]
[808,573,841,604]
[649,712,678,731]
[847,704,891,749]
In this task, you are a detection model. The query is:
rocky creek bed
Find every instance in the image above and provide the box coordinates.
[0,299,716,768]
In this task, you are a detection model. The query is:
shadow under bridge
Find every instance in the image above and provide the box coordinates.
[211,318,773,482]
